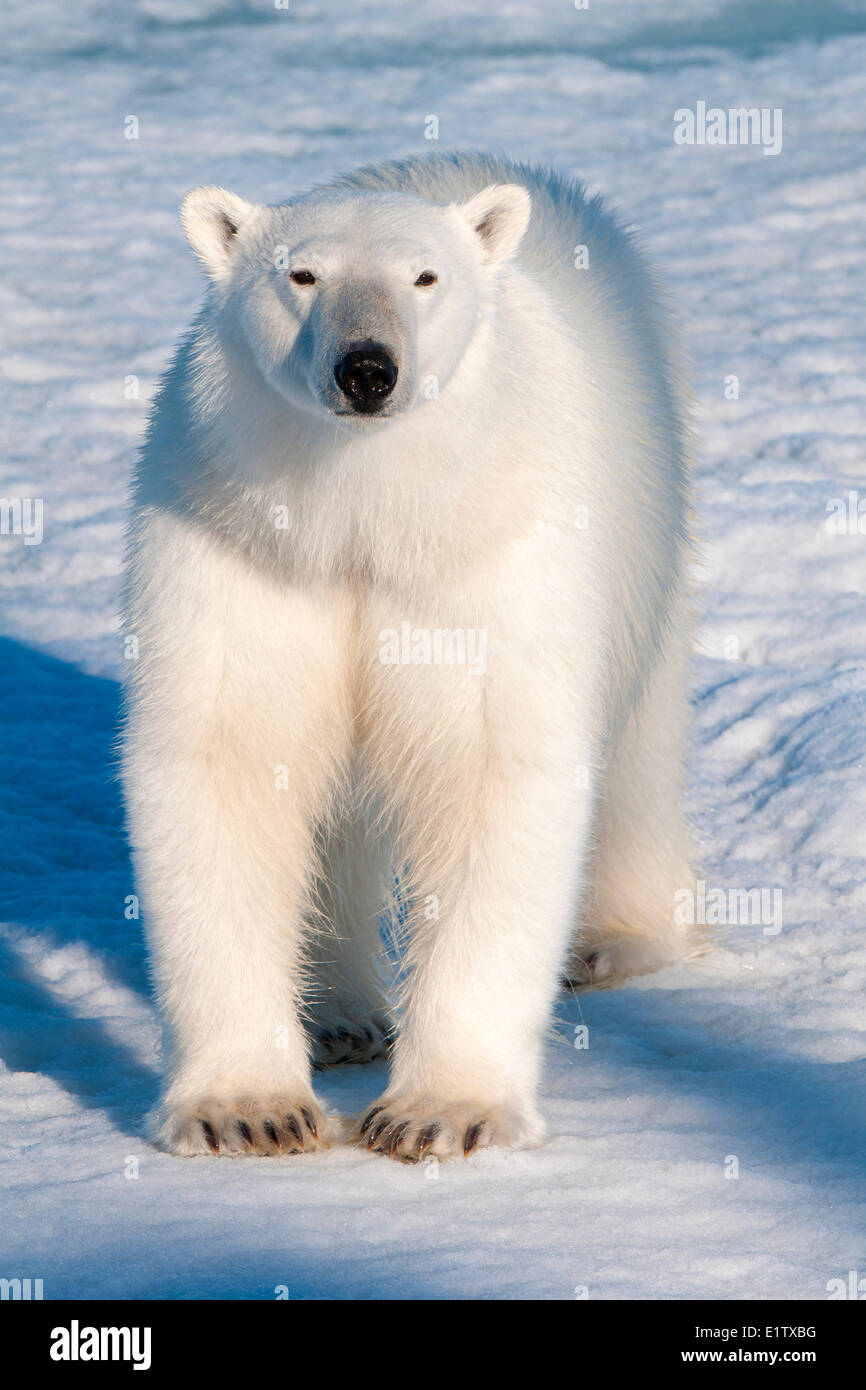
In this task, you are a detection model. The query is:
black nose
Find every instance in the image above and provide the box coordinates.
[334,342,398,413]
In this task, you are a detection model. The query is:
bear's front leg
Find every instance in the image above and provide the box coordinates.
[123,517,355,1155]
[358,621,595,1161]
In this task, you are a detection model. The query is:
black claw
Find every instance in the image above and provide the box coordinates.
[286,1114,304,1146]
[367,1114,390,1148]
[417,1123,440,1158]
[201,1120,219,1153]
[463,1121,484,1157]
[300,1106,317,1139]
[237,1120,254,1148]
[264,1120,281,1150]
[360,1105,384,1136]
[387,1121,410,1157]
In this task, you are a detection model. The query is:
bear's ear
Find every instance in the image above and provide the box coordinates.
[180,187,256,279]
[453,183,531,265]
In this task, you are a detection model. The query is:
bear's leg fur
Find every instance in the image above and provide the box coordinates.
[355,608,594,1161]
[567,625,698,988]
[306,814,394,1067]
[125,519,357,1156]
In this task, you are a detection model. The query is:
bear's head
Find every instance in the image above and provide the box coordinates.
[180,181,531,425]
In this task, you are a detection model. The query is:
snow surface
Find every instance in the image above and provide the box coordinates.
[1,0,865,1300]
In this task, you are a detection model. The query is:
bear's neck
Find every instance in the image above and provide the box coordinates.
[143,291,554,591]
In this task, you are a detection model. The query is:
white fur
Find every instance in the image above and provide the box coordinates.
[122,152,697,1161]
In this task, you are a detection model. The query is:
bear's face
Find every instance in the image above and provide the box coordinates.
[181,182,531,426]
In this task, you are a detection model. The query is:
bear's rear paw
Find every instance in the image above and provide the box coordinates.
[564,935,685,990]
[356,1095,543,1162]
[157,1093,330,1157]
[309,1006,393,1069]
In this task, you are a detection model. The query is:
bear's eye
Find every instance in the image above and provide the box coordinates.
[414,271,438,287]
[290,269,316,286]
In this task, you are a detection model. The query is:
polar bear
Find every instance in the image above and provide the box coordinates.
[122,152,697,1162]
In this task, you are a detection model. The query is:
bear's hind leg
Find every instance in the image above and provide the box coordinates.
[567,629,699,988]
[306,815,394,1068]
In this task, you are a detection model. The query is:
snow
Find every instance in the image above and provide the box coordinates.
[1,0,865,1300]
